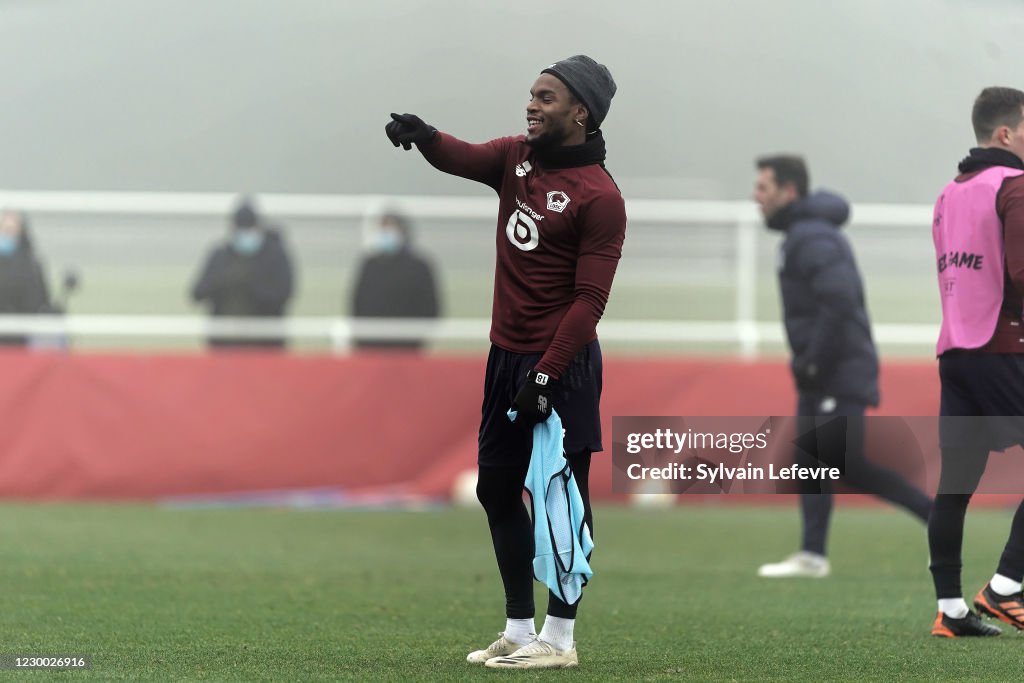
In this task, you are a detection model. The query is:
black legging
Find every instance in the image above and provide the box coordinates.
[476,450,592,620]
[794,398,932,556]
[928,446,1024,598]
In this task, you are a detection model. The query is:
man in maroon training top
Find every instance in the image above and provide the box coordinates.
[386,55,624,669]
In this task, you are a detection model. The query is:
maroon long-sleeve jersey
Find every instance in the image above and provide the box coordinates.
[417,132,626,377]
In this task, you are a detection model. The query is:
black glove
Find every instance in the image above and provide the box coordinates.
[385,112,437,151]
[512,370,557,428]
[792,358,822,394]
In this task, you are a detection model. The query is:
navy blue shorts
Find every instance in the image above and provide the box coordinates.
[939,350,1024,451]
[478,340,603,468]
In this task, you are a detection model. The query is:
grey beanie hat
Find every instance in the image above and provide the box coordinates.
[542,55,616,128]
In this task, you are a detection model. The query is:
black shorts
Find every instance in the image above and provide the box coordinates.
[939,350,1024,451]
[478,340,603,468]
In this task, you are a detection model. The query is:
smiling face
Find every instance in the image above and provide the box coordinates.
[525,73,587,148]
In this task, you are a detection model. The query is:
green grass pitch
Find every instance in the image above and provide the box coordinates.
[0,502,1019,681]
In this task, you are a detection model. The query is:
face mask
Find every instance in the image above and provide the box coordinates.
[231,230,264,255]
[375,230,403,254]
[0,234,18,255]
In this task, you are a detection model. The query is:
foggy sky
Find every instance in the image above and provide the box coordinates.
[0,0,1020,203]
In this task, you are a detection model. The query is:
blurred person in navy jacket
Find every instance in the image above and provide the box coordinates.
[350,212,441,350]
[191,196,295,349]
[752,155,932,579]
[0,210,54,346]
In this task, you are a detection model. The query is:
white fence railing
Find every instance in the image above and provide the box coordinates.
[0,191,939,355]
[0,315,939,353]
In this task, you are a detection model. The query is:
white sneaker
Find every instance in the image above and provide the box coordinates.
[466,633,528,664]
[757,551,830,578]
[484,638,579,669]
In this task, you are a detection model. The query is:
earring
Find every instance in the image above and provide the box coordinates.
[575,119,585,128]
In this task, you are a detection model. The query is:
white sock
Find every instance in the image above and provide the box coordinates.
[538,615,575,652]
[938,598,969,619]
[990,573,1023,596]
[504,618,535,646]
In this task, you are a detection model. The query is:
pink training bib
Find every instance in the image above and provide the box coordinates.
[934,165,1024,355]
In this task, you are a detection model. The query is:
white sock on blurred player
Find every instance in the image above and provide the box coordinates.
[504,618,535,645]
[538,615,574,651]
[990,573,1023,596]
[938,598,969,618]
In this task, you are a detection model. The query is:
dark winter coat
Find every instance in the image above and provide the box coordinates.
[0,239,52,346]
[191,228,295,348]
[770,191,879,405]
[351,248,441,350]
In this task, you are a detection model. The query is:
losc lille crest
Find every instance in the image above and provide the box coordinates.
[546,191,570,213]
